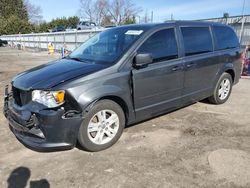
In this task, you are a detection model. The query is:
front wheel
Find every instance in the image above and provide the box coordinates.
[208,73,233,104]
[78,100,125,151]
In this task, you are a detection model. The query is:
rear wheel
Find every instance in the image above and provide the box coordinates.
[208,73,233,104]
[78,100,125,151]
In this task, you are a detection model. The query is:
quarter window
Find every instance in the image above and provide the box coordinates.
[181,27,213,56]
[138,28,178,63]
[214,26,239,50]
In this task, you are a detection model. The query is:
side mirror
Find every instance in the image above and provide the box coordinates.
[134,53,153,67]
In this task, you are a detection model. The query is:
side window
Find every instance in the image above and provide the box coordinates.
[214,26,239,50]
[138,28,178,63]
[181,27,213,56]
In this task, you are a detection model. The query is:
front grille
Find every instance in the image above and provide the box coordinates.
[12,86,31,106]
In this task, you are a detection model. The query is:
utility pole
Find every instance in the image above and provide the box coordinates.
[151,11,154,23]
[171,14,173,21]
[239,0,246,44]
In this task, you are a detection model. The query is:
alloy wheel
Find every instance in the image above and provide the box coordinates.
[87,109,119,145]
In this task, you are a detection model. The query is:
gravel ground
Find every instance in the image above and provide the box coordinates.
[0,47,250,188]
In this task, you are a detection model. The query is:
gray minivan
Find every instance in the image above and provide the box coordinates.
[4,21,241,152]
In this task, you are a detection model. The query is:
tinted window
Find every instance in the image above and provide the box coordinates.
[214,26,239,50]
[138,28,178,62]
[181,27,213,56]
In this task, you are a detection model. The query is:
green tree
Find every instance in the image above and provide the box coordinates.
[36,16,80,32]
[124,16,136,25]
[38,22,50,32]
[0,17,8,35]
[0,15,33,35]
[223,12,229,18]
[68,16,80,26]
[101,15,113,26]
[0,0,33,34]
[0,0,82,34]
[0,0,28,20]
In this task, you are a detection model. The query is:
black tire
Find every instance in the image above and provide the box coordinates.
[78,100,125,152]
[208,73,233,104]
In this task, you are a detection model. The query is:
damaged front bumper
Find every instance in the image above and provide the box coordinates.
[3,85,83,152]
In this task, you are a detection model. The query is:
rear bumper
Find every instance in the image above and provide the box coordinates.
[4,86,83,152]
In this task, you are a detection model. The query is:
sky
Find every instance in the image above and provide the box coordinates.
[29,0,250,22]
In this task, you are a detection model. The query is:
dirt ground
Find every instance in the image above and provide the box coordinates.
[0,47,250,188]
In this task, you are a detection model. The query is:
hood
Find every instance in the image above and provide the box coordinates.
[12,58,108,90]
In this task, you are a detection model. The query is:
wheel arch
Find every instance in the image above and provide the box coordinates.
[98,96,129,124]
[225,69,235,83]
[81,95,130,125]
[216,62,236,86]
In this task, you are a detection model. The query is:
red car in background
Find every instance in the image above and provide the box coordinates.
[242,45,250,76]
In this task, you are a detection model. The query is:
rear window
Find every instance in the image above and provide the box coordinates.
[181,27,213,56]
[214,26,239,50]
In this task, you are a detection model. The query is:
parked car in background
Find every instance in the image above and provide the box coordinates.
[4,21,241,152]
[104,25,116,28]
[52,26,65,32]
[77,21,97,30]
[65,25,77,32]
[0,39,8,47]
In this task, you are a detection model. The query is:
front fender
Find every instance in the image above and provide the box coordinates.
[65,72,135,124]
[78,85,126,107]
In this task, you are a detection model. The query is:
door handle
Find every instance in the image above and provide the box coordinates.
[186,63,196,68]
[171,66,182,71]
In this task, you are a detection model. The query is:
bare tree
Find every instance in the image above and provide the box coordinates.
[78,0,142,26]
[78,0,94,22]
[78,0,108,25]
[94,0,108,25]
[24,0,43,25]
[141,9,151,23]
[107,0,142,25]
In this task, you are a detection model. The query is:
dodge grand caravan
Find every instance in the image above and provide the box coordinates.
[4,21,241,152]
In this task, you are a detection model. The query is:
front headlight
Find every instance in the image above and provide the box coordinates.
[32,90,65,108]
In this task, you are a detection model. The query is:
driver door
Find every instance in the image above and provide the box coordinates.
[132,28,184,119]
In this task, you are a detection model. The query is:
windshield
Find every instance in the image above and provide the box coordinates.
[69,27,145,64]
